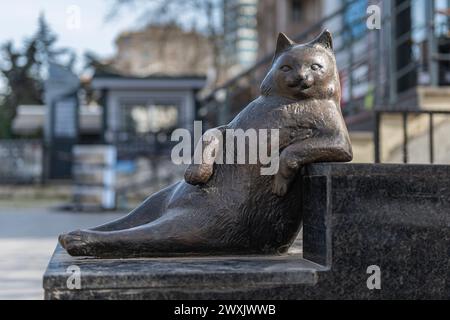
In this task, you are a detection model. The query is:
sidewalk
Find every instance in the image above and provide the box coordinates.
[0,201,125,300]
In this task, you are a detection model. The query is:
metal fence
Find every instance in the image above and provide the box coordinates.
[0,139,43,184]
[374,109,450,163]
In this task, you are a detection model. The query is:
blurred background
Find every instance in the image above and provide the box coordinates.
[0,0,449,299]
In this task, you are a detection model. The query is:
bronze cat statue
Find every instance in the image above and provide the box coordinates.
[59,30,352,258]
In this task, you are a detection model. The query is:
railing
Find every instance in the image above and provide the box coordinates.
[0,139,44,184]
[374,109,450,164]
[200,0,450,128]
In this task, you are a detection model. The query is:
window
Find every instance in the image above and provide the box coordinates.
[121,102,179,136]
[292,0,303,22]
[343,0,368,42]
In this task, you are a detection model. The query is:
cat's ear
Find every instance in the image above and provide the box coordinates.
[309,29,333,51]
[273,33,295,63]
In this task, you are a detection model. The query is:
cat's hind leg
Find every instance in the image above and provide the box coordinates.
[88,184,174,232]
[60,210,215,258]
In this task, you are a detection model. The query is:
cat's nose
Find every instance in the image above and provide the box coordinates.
[297,72,310,82]
[297,72,306,80]
[295,73,313,89]
[297,73,312,84]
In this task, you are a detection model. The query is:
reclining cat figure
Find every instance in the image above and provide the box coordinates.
[59,30,352,258]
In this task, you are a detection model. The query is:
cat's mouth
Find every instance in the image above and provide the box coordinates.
[288,82,313,90]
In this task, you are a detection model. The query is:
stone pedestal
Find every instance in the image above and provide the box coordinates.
[43,239,322,300]
[300,163,449,299]
[43,163,450,299]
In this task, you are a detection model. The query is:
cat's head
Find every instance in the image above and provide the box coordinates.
[261,30,340,102]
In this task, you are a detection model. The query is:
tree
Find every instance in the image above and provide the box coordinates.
[34,14,76,72]
[0,14,75,138]
[0,39,41,138]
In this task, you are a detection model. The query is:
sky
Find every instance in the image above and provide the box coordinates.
[0,0,142,67]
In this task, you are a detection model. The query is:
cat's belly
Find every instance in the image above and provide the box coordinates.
[229,108,314,150]
[167,163,272,216]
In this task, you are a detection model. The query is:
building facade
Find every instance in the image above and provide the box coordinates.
[91,71,206,149]
[202,0,450,164]
[255,0,450,113]
[223,0,259,75]
[257,0,326,59]
[113,24,213,77]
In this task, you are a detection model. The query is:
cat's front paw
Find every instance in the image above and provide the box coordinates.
[184,164,213,185]
[272,173,291,197]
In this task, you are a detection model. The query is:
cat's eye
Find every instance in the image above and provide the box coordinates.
[311,63,322,71]
[280,65,292,72]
